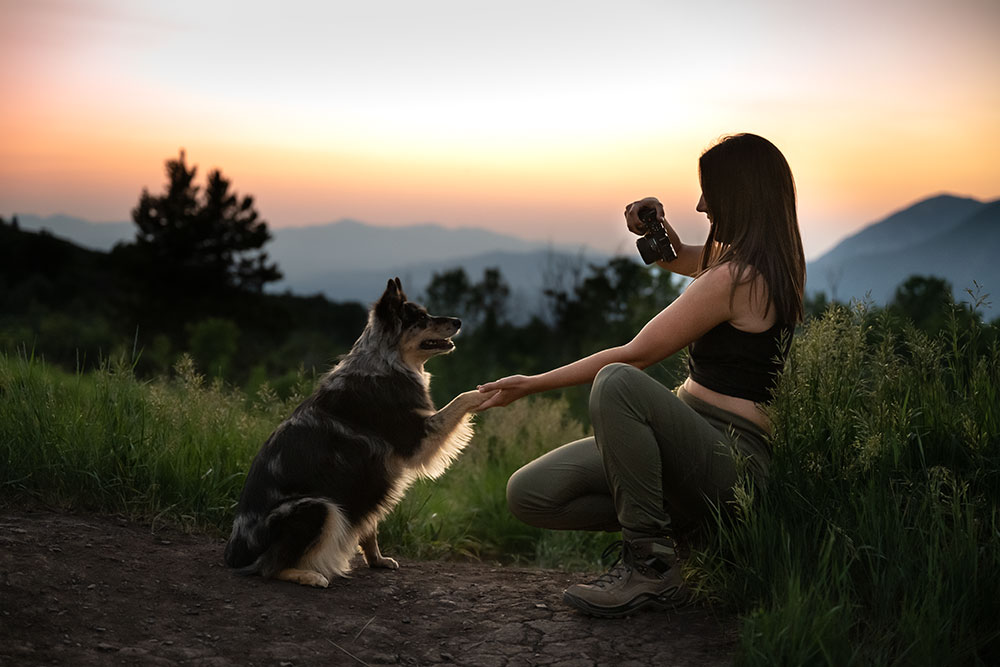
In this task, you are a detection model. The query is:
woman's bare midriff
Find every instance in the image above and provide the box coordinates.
[681,377,771,433]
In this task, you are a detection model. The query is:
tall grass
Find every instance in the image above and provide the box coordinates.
[692,303,1000,665]
[0,353,300,529]
[0,350,611,567]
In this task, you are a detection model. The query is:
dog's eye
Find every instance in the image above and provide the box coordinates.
[402,306,427,327]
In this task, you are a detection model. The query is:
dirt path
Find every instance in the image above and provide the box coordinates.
[1,505,737,666]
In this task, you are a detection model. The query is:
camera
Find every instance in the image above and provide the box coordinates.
[635,206,677,264]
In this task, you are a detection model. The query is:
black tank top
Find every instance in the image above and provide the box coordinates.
[687,321,792,403]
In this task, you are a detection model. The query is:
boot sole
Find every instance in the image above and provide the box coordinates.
[561,589,691,619]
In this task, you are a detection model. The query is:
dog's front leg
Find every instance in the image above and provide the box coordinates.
[411,390,492,477]
[360,529,398,570]
[425,389,491,435]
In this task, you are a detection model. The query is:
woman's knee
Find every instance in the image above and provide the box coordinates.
[595,362,636,384]
[590,362,643,415]
[506,464,542,524]
[507,438,607,529]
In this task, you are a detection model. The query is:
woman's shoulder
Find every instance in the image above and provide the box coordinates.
[696,261,774,328]
[697,261,751,287]
[685,262,739,309]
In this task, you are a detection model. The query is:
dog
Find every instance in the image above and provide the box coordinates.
[223,277,492,587]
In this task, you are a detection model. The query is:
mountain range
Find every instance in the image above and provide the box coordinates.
[263,220,603,307]
[806,194,1000,305]
[9,214,604,310]
[10,191,999,309]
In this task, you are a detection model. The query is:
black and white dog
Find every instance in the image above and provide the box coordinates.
[224,278,491,587]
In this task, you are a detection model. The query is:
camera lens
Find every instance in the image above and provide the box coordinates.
[636,237,659,265]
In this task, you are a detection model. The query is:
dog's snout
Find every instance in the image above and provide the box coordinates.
[430,315,461,334]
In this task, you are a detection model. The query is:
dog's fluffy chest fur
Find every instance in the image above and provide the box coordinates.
[307,369,435,459]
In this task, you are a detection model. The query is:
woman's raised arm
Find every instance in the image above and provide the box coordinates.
[624,197,705,278]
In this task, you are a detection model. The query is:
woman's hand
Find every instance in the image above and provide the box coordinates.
[454,388,500,413]
[475,375,534,411]
[624,197,665,236]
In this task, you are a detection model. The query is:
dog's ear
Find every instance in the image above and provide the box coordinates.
[375,277,405,322]
[393,277,408,302]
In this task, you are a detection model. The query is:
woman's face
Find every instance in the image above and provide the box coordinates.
[696,193,711,221]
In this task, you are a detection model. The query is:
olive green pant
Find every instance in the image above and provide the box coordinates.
[506,363,771,539]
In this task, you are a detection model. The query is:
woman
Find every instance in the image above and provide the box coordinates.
[476,133,806,618]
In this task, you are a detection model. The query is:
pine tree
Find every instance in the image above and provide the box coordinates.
[128,150,281,295]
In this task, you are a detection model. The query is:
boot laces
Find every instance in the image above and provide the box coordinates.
[586,541,633,589]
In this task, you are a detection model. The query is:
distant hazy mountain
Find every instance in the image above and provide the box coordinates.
[265,219,602,308]
[14,214,133,251]
[268,219,546,273]
[281,247,605,312]
[807,194,1000,304]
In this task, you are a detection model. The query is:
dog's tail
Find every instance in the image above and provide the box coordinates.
[226,498,353,579]
[224,513,268,573]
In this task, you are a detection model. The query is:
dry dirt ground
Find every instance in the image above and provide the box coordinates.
[1,505,737,666]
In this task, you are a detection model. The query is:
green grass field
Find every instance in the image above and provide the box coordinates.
[2,304,998,665]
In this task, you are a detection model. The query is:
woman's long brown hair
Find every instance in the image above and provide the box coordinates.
[698,133,806,324]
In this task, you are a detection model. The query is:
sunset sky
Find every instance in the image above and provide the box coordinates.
[1,0,998,259]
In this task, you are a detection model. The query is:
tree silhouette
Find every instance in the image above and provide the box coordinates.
[889,275,954,333]
[545,257,682,356]
[424,268,472,317]
[127,150,281,295]
[424,267,511,331]
[468,267,510,331]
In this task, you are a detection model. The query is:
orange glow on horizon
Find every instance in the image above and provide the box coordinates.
[2,1,998,259]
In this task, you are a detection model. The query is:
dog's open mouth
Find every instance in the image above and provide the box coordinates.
[420,338,455,351]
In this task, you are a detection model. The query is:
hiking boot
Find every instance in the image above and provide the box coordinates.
[562,537,692,618]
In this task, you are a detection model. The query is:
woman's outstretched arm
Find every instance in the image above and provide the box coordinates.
[476,264,735,410]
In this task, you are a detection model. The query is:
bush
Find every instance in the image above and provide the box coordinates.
[692,303,1000,665]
